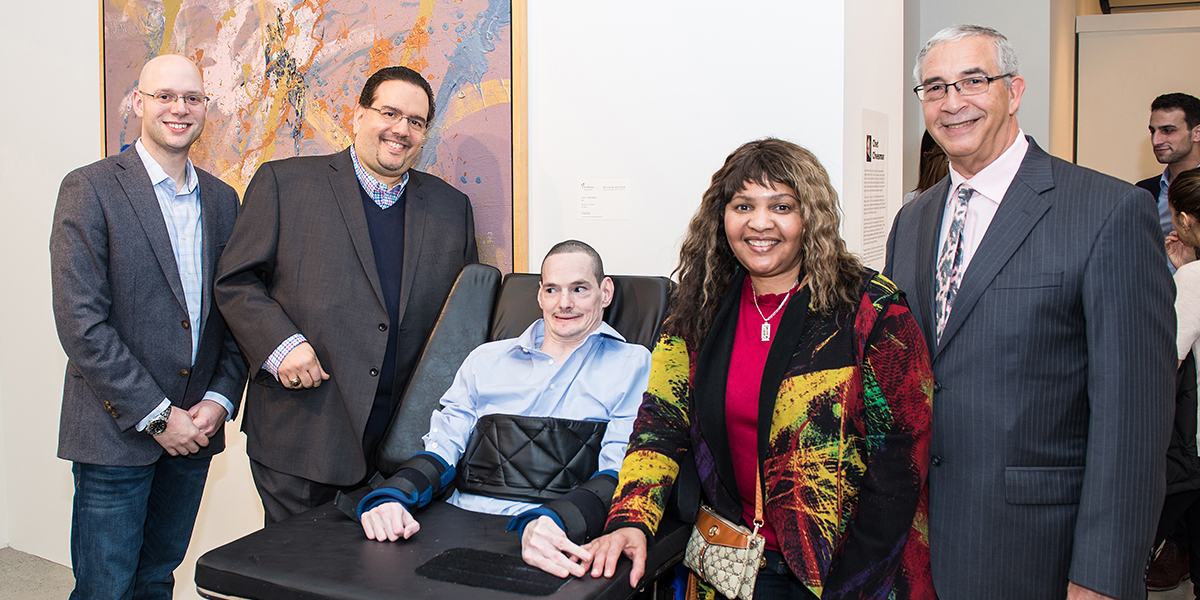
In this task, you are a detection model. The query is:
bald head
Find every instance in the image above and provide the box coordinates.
[133,54,208,165]
[139,54,203,90]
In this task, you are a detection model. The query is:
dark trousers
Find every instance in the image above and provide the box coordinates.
[70,455,211,600]
[1157,489,1200,598]
[249,459,354,525]
[753,550,820,600]
[250,432,382,524]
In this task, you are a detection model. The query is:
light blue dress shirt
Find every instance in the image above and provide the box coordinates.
[133,140,235,429]
[424,319,651,516]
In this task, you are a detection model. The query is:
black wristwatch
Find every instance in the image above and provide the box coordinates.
[146,405,172,436]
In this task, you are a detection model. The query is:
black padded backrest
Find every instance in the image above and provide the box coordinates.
[375,264,502,476]
[489,273,673,351]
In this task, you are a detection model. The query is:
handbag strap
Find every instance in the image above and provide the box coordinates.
[752,468,764,534]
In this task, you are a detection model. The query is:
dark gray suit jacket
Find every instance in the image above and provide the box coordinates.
[884,138,1175,600]
[51,146,247,466]
[214,149,477,486]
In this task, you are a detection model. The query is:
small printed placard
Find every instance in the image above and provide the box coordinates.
[578,180,631,220]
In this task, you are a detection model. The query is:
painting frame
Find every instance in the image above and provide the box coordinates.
[98,0,528,272]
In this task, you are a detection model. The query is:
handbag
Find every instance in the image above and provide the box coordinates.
[683,470,765,600]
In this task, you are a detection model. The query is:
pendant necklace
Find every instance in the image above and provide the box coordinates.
[749,279,798,342]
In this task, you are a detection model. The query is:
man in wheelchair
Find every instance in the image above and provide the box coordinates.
[352,240,651,579]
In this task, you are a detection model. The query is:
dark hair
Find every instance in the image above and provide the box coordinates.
[1170,169,1200,222]
[916,131,949,193]
[542,239,605,284]
[1152,93,1200,131]
[359,66,436,124]
[668,138,863,346]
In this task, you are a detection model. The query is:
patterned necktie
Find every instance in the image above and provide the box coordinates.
[934,184,974,341]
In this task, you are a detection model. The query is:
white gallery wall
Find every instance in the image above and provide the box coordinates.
[0,0,98,564]
[526,0,903,274]
[1,1,903,598]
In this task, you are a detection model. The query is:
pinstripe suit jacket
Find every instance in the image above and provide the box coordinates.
[883,138,1175,600]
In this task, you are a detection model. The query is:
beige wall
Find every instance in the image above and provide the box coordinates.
[1076,10,1200,183]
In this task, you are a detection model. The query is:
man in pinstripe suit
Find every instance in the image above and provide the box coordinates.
[884,25,1175,600]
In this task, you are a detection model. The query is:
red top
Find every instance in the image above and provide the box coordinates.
[725,276,797,551]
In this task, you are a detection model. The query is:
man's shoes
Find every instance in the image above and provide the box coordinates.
[1147,541,1191,592]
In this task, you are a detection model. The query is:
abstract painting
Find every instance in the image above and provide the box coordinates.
[103,0,516,271]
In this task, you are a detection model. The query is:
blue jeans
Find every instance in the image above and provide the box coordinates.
[70,455,211,600]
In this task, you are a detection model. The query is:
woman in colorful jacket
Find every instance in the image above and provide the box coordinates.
[585,138,936,599]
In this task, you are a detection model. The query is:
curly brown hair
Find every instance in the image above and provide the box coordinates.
[667,138,863,345]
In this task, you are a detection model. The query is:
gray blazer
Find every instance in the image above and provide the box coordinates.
[884,138,1175,600]
[51,146,247,466]
[214,149,477,486]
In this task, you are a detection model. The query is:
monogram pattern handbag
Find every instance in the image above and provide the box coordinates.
[683,471,765,600]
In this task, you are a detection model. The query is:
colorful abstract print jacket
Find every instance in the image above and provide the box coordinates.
[607,270,936,599]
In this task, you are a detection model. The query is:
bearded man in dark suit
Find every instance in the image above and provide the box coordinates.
[215,66,477,523]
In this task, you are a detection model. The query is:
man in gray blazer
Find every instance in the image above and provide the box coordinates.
[215,66,477,523]
[884,25,1174,600]
[50,55,246,600]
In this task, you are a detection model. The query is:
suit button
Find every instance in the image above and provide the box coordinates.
[932,381,942,393]
[378,323,388,332]
[931,455,943,466]
[369,368,379,377]
[179,368,189,377]
[181,320,190,329]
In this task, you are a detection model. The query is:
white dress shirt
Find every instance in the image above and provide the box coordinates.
[937,131,1030,277]
[133,140,234,429]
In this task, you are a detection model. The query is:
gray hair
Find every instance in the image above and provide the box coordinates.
[913,24,1020,85]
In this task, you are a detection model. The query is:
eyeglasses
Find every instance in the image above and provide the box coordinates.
[913,74,1012,102]
[364,106,428,132]
[139,90,210,107]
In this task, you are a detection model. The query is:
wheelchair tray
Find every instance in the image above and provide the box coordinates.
[195,499,687,600]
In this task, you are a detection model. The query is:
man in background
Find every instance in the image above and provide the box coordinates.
[1139,93,1200,592]
[51,55,246,599]
[216,65,477,523]
[1138,92,1200,238]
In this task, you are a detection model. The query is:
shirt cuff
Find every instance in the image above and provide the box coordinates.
[506,506,564,538]
[202,391,235,422]
[263,333,307,378]
[135,398,172,432]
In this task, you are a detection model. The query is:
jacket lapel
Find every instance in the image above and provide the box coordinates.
[116,148,187,314]
[329,149,387,311]
[913,179,949,354]
[933,139,1054,358]
[757,283,810,465]
[693,270,747,506]
[397,172,427,323]
[197,170,222,329]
